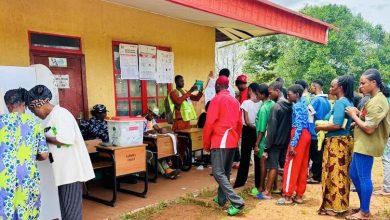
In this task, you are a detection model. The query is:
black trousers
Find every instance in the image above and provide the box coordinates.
[279,147,287,169]
[234,126,260,188]
[233,148,240,162]
[309,139,324,181]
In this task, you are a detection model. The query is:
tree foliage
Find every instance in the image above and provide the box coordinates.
[243,4,389,91]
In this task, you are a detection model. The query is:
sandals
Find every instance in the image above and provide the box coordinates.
[256,192,272,200]
[318,209,327,216]
[345,212,370,220]
[276,197,294,206]
[292,196,303,204]
[307,177,320,184]
[318,209,337,216]
[373,189,390,196]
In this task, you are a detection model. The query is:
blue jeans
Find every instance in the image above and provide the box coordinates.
[349,153,374,213]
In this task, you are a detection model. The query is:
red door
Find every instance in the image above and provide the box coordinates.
[31,52,87,119]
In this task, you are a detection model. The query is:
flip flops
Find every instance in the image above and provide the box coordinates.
[307,177,320,184]
[256,192,272,200]
[373,189,390,196]
[292,196,304,204]
[345,213,370,220]
[276,197,294,206]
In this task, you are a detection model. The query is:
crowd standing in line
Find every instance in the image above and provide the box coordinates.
[203,68,389,218]
[0,67,389,219]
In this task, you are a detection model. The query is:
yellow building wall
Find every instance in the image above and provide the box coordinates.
[0,0,215,115]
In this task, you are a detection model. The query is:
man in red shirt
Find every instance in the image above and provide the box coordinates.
[169,75,203,131]
[236,74,249,104]
[232,74,248,168]
[203,76,245,216]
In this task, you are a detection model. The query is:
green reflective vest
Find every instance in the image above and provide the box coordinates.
[168,89,197,122]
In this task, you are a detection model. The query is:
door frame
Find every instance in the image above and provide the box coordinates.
[29,50,89,119]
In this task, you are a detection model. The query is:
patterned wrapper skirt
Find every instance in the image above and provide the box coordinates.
[320,136,353,213]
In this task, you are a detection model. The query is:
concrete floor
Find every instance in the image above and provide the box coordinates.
[83,166,238,220]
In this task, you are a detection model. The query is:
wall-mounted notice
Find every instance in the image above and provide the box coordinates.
[119,44,139,79]
[54,74,70,89]
[49,57,67,67]
[156,50,174,83]
[139,45,157,80]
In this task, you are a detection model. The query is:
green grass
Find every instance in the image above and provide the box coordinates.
[121,185,254,220]
[121,201,168,220]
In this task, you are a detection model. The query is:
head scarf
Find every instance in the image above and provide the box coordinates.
[28,85,52,109]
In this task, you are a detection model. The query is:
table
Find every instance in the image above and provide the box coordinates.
[175,128,205,171]
[143,134,179,182]
[84,144,148,207]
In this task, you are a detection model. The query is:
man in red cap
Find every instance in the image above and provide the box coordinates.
[203,75,245,216]
[236,74,249,104]
[233,74,249,169]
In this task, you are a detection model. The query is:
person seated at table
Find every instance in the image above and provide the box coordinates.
[144,111,180,179]
[197,101,210,129]
[79,104,109,143]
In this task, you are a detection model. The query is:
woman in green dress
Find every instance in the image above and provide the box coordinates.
[0,88,48,219]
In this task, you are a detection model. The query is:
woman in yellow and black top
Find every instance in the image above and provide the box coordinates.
[345,69,390,220]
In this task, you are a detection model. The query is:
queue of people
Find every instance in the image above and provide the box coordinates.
[0,67,389,219]
[202,68,389,218]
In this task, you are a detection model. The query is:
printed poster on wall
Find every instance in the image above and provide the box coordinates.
[119,44,139,79]
[139,45,157,80]
[156,50,174,83]
[53,74,70,89]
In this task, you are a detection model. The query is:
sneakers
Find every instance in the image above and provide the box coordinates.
[226,205,244,216]
[250,187,259,197]
[213,197,225,207]
[213,197,220,206]
[256,192,272,200]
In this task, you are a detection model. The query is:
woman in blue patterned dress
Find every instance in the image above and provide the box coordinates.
[0,88,48,220]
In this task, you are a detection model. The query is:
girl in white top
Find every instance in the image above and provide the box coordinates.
[28,85,94,220]
[234,83,262,189]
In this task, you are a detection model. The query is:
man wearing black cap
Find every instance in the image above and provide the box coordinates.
[80,104,109,143]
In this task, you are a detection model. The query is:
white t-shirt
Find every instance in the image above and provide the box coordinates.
[241,100,262,126]
[204,78,236,104]
[45,105,95,186]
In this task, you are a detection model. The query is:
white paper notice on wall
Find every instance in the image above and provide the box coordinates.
[139,45,157,80]
[119,44,139,79]
[156,50,174,83]
[49,57,67,67]
[54,75,70,89]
